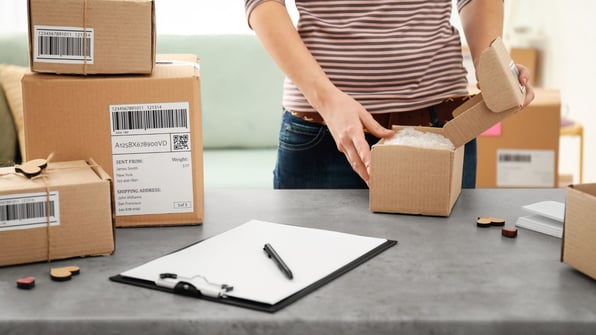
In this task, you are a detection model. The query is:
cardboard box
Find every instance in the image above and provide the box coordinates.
[370,38,525,216]
[476,89,560,188]
[561,183,596,280]
[28,0,155,75]
[22,54,204,227]
[0,160,114,267]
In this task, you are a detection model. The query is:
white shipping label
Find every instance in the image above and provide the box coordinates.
[0,192,60,232]
[34,25,94,64]
[496,149,555,187]
[110,102,194,216]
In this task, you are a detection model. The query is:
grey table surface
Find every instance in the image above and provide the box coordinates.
[1,188,594,335]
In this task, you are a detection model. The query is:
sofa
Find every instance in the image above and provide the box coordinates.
[0,33,283,187]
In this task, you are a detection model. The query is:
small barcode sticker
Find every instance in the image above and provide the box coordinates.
[497,149,554,187]
[0,192,60,231]
[34,26,94,64]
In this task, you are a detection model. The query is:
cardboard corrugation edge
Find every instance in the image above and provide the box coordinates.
[561,183,596,279]
[88,158,116,256]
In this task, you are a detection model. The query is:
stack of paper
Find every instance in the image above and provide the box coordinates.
[515,201,565,238]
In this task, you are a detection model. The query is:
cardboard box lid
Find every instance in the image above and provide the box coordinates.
[443,38,526,148]
[21,54,200,86]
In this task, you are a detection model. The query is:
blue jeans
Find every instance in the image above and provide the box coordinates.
[274,110,477,189]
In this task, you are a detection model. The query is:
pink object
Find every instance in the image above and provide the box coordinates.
[480,122,502,136]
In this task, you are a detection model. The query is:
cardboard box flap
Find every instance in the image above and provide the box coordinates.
[568,183,596,197]
[443,38,525,148]
[477,37,525,113]
[443,94,516,148]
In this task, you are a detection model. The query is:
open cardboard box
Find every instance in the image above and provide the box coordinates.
[370,38,526,216]
[561,183,596,280]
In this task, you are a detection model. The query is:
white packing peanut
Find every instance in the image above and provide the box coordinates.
[384,127,455,150]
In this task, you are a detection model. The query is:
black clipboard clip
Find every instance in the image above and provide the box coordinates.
[156,273,233,298]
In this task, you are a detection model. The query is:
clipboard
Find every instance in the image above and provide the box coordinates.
[110,219,397,313]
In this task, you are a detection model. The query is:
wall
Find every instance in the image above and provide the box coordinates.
[504,0,595,183]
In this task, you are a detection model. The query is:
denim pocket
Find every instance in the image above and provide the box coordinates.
[278,114,328,151]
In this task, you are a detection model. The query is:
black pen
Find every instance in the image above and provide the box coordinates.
[263,243,293,280]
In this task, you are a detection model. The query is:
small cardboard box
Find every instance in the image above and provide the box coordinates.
[370,38,525,216]
[0,160,114,267]
[27,0,155,75]
[22,54,203,227]
[561,183,596,280]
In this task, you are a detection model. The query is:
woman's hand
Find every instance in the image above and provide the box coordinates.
[318,88,394,185]
[516,63,535,108]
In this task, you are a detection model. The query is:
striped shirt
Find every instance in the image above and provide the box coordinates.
[245,0,473,113]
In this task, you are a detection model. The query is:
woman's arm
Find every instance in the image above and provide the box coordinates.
[459,0,535,106]
[249,1,393,184]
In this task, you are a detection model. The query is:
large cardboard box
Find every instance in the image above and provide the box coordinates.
[561,183,596,280]
[28,0,155,75]
[370,38,525,216]
[0,160,114,267]
[22,55,203,227]
[476,89,560,188]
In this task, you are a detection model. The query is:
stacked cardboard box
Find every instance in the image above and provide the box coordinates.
[22,55,204,227]
[369,38,525,216]
[28,0,155,75]
[21,0,203,229]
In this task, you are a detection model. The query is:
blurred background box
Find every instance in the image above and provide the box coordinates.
[476,88,560,188]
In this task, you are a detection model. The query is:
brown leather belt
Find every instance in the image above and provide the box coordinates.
[290,96,472,129]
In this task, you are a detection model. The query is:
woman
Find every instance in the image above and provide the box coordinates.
[244,0,535,189]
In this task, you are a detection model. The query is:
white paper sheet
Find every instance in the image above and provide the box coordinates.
[515,201,565,238]
[120,220,389,305]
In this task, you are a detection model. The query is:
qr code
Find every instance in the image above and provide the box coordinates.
[173,134,190,150]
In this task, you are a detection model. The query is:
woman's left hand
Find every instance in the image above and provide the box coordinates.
[516,63,535,108]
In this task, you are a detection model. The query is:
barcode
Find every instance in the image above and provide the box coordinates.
[37,36,92,58]
[499,153,532,163]
[111,109,189,131]
[0,201,55,222]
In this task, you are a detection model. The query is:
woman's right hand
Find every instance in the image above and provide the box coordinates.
[317,88,394,185]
